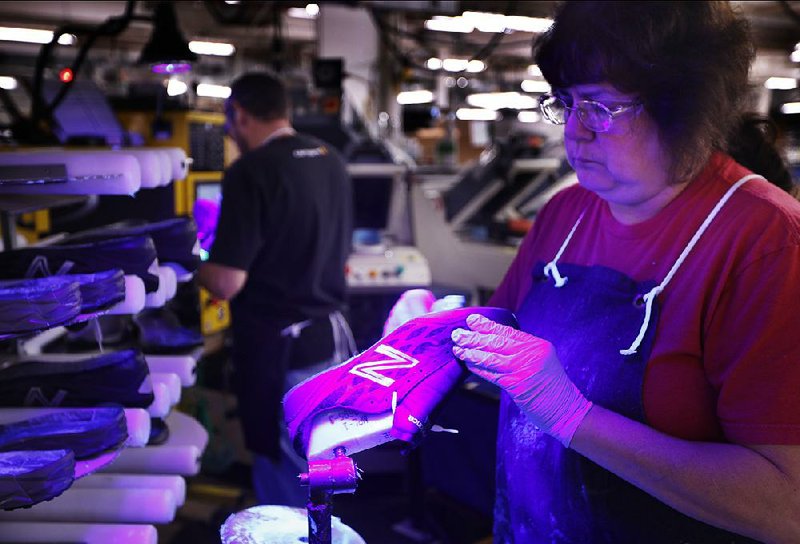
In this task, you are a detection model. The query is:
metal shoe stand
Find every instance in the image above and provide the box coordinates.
[299,447,360,544]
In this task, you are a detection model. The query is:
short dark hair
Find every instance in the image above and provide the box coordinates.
[534,1,754,180]
[228,71,290,121]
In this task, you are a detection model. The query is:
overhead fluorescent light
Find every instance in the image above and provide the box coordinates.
[528,64,542,76]
[288,4,319,19]
[397,90,434,105]
[196,83,231,99]
[167,78,187,96]
[0,76,17,90]
[461,11,506,33]
[442,58,469,72]
[503,16,554,33]
[467,92,537,111]
[780,102,800,114]
[189,41,236,57]
[426,57,443,70]
[765,77,797,90]
[425,16,473,33]
[466,60,486,73]
[456,108,499,121]
[521,79,551,93]
[0,26,74,45]
[517,111,541,123]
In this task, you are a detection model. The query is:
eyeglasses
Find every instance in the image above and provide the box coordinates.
[538,93,642,133]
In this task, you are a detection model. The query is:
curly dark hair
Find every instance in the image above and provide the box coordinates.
[534,1,755,181]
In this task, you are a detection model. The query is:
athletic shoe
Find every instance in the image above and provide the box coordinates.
[134,308,203,354]
[0,277,81,337]
[0,449,75,510]
[283,307,518,460]
[0,349,154,409]
[0,235,160,293]
[63,314,134,349]
[0,407,128,459]
[60,218,200,274]
[63,269,126,313]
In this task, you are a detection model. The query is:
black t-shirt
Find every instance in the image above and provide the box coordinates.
[209,133,352,321]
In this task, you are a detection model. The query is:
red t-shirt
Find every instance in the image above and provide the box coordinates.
[491,152,800,445]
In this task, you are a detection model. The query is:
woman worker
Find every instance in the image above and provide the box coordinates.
[400,1,800,542]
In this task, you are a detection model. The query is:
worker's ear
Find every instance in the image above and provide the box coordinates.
[229,101,249,129]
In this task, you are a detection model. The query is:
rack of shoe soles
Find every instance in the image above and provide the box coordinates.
[0,147,206,544]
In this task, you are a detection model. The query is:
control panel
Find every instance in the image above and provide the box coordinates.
[346,246,432,287]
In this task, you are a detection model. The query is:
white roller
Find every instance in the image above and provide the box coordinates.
[159,264,177,300]
[146,382,171,418]
[106,275,145,315]
[163,147,189,180]
[165,410,209,451]
[162,261,194,282]
[116,149,163,188]
[153,149,173,186]
[151,372,182,405]
[72,473,186,507]
[0,407,150,448]
[0,488,177,524]
[0,522,157,544]
[99,444,201,476]
[0,150,141,195]
[143,267,170,308]
[145,355,196,387]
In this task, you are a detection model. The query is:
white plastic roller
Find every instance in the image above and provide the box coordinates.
[0,150,141,195]
[0,522,157,544]
[0,488,177,524]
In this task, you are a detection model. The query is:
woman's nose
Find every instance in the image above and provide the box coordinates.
[564,109,594,142]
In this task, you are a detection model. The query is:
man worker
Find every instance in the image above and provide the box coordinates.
[198,71,354,506]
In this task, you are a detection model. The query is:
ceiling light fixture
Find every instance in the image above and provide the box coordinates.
[425,16,473,33]
[517,111,541,123]
[521,79,552,93]
[456,108,499,121]
[424,13,554,34]
[139,2,197,74]
[189,41,236,57]
[196,83,231,99]
[0,26,74,45]
[0,76,17,90]
[426,58,443,70]
[765,77,797,90]
[397,90,434,105]
[167,78,188,96]
[467,92,537,110]
[780,102,800,114]
[288,4,320,19]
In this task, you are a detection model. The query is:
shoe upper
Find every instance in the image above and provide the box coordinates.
[0,235,160,293]
[283,306,518,459]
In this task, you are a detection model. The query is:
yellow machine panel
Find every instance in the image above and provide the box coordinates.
[117,110,237,336]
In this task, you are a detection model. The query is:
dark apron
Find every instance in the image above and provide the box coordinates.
[230,302,337,461]
[495,175,761,543]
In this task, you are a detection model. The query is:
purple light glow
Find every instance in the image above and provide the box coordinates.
[151,62,192,75]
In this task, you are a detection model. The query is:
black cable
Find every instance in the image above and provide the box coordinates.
[31,0,141,128]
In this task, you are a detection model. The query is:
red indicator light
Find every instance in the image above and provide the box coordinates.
[59,68,73,83]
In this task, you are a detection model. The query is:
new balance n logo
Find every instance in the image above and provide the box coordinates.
[349,344,420,387]
[24,387,68,407]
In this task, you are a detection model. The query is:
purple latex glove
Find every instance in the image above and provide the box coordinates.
[452,314,593,447]
[193,198,220,253]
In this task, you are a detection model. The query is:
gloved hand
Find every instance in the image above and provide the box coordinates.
[451,314,593,447]
[193,198,220,253]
